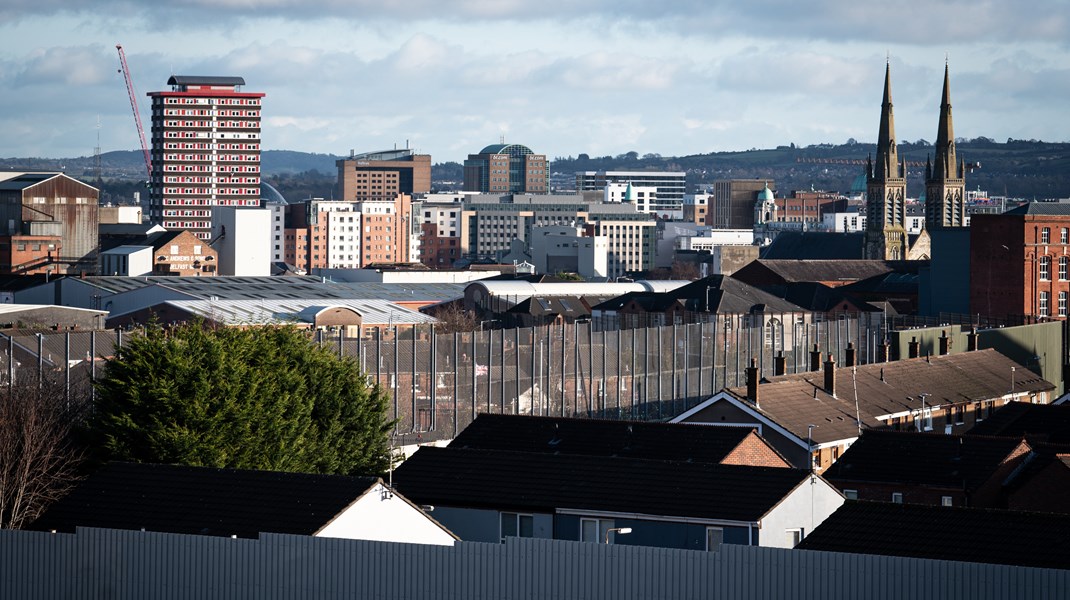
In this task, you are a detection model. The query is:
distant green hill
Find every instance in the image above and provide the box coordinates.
[3,139,1067,201]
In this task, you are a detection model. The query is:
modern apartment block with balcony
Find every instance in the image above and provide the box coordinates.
[147,76,264,240]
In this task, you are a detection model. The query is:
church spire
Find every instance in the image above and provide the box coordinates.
[873,61,900,181]
[932,63,957,180]
[925,62,967,229]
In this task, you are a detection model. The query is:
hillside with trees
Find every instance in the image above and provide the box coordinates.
[3,138,1068,202]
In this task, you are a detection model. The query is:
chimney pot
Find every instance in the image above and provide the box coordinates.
[773,350,786,376]
[823,353,837,397]
[845,342,856,367]
[967,328,979,352]
[908,336,920,359]
[745,357,760,406]
[810,344,822,372]
[938,330,951,356]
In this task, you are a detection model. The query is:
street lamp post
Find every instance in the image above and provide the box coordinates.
[604,527,633,544]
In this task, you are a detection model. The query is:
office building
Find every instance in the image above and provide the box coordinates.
[463,144,548,194]
[576,170,686,216]
[710,179,773,229]
[336,149,431,201]
[147,76,264,240]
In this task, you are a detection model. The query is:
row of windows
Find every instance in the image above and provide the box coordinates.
[162,97,260,106]
[1038,291,1069,317]
[162,176,260,185]
[161,154,259,162]
[162,187,260,195]
[1039,227,1070,244]
[161,109,259,117]
[1037,256,1070,280]
[160,142,259,152]
[161,198,261,206]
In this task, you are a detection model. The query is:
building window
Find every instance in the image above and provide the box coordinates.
[891,492,904,504]
[843,489,858,500]
[500,512,534,542]
[1042,227,1051,244]
[1040,291,1050,317]
[941,496,953,507]
[1040,256,1051,280]
[786,528,804,547]
[1061,292,1069,318]
[706,527,724,551]
[1061,257,1070,281]
[580,518,614,544]
[1062,228,1069,244]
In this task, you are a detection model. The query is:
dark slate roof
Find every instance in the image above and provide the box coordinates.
[757,282,880,313]
[759,232,865,260]
[735,259,922,285]
[450,414,766,464]
[393,447,810,523]
[99,223,161,237]
[722,349,1054,445]
[0,172,58,191]
[144,230,187,251]
[29,462,381,538]
[966,402,1070,444]
[1004,202,1070,216]
[840,271,919,295]
[592,275,806,315]
[167,75,246,86]
[507,296,605,318]
[796,501,1070,570]
[822,430,1026,491]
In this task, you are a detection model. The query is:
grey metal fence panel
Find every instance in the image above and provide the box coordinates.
[1,528,1068,600]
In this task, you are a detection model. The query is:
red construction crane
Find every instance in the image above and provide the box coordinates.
[115,44,152,181]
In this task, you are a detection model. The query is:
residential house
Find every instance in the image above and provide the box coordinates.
[820,430,1032,507]
[449,413,790,468]
[796,501,1070,570]
[672,349,1055,471]
[30,462,456,545]
[393,446,842,550]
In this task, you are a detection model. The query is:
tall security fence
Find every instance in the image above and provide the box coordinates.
[0,527,1065,600]
[0,315,888,445]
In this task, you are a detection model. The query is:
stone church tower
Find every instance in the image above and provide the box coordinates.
[925,64,967,229]
[864,62,909,260]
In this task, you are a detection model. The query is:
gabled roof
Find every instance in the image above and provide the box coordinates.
[822,430,1027,491]
[759,232,865,260]
[796,501,1070,570]
[394,447,812,523]
[687,349,1053,446]
[757,282,880,313]
[734,259,920,285]
[0,172,60,190]
[107,298,439,327]
[144,229,189,251]
[593,275,805,315]
[967,402,1070,444]
[450,414,771,464]
[30,462,382,538]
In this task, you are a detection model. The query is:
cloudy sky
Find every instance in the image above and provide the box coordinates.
[2,1,1067,163]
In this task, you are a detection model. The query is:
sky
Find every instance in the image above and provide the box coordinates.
[1,1,1068,164]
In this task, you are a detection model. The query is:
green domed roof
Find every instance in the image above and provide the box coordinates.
[758,183,774,201]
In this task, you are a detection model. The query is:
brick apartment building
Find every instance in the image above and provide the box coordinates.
[970,203,1070,319]
[147,76,264,240]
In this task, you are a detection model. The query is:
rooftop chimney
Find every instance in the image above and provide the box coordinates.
[845,342,856,367]
[877,340,890,363]
[810,344,821,372]
[908,337,920,359]
[823,353,837,397]
[967,328,979,352]
[773,350,786,376]
[939,330,951,356]
[746,358,760,406]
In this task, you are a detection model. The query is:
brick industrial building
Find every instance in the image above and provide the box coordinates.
[147,76,264,240]
[970,203,1070,319]
[0,172,99,275]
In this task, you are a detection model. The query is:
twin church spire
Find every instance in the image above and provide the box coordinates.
[865,60,967,260]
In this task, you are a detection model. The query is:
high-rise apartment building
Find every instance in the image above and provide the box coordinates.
[147,76,264,240]
[336,149,431,201]
[463,144,548,194]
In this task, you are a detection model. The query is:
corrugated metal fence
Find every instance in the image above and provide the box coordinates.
[0,528,1064,599]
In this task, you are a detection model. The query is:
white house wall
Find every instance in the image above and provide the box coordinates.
[315,483,456,546]
[758,476,844,549]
